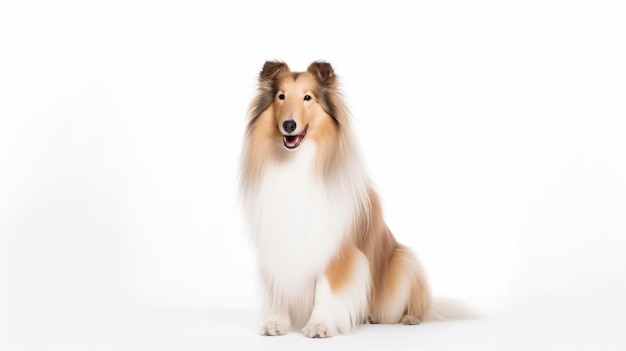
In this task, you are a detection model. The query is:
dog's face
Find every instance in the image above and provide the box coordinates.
[243,61,353,187]
[252,61,338,151]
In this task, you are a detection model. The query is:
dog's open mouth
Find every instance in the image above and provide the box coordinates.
[283,125,308,150]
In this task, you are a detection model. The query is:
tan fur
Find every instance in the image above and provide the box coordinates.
[242,61,432,333]
[325,241,358,294]
[355,189,431,324]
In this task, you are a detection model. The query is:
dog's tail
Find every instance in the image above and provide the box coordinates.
[424,297,482,322]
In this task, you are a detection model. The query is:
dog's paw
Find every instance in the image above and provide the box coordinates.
[368,316,379,324]
[302,322,335,338]
[260,321,288,336]
[400,314,422,325]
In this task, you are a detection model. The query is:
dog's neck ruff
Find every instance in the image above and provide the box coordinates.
[244,142,366,296]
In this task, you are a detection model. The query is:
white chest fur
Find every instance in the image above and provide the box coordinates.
[245,143,357,298]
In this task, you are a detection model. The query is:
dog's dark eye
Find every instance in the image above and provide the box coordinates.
[303,94,312,101]
[278,93,285,100]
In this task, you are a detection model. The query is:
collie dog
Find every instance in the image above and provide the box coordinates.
[241,61,431,337]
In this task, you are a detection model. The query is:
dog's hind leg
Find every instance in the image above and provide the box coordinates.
[302,245,370,338]
[371,245,431,325]
[394,245,431,325]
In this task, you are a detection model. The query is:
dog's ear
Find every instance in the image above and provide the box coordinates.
[260,61,289,84]
[249,61,289,122]
[307,61,335,84]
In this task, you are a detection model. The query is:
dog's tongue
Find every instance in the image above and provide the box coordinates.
[283,126,307,149]
[284,135,300,148]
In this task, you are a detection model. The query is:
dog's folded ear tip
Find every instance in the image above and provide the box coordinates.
[260,61,289,81]
[307,61,335,83]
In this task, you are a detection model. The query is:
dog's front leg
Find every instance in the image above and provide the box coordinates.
[302,246,370,338]
[259,275,291,336]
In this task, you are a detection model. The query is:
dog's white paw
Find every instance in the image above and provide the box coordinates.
[302,322,335,338]
[400,314,422,325]
[260,321,289,336]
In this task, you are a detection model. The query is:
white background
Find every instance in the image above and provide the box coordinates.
[1,0,625,350]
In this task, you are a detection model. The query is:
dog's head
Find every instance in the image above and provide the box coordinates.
[248,61,346,151]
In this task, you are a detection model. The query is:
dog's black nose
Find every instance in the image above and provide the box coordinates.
[283,120,297,134]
